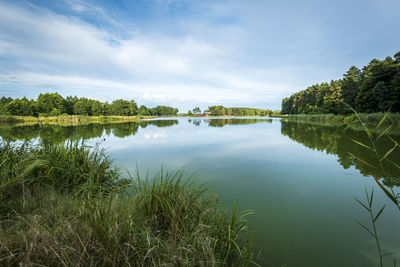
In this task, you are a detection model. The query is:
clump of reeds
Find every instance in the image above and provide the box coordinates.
[0,142,256,266]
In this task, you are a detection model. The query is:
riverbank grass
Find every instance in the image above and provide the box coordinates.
[0,114,156,125]
[281,113,400,126]
[0,142,255,266]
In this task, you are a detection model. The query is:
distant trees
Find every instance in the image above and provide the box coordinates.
[0,93,178,117]
[192,107,201,114]
[137,105,150,116]
[207,106,276,116]
[282,51,400,115]
[5,97,35,116]
[36,93,67,116]
[110,100,138,116]
[149,106,179,116]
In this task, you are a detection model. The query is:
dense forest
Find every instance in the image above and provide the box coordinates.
[207,105,279,116]
[281,51,400,115]
[0,93,178,117]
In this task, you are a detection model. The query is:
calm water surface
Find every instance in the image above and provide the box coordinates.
[1,117,400,266]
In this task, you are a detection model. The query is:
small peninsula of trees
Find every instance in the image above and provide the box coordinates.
[207,106,278,116]
[0,93,178,117]
[281,51,400,115]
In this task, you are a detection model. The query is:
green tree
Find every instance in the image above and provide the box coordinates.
[91,101,104,116]
[150,106,178,116]
[110,100,138,116]
[192,107,201,114]
[323,80,343,114]
[137,105,150,116]
[341,66,361,109]
[36,93,66,115]
[208,106,226,116]
[65,96,79,115]
[73,99,92,116]
[5,97,35,116]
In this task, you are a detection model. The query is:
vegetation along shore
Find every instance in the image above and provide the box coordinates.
[0,114,156,125]
[0,141,256,266]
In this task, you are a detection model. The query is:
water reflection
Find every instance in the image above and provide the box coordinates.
[0,120,179,144]
[0,118,274,144]
[0,117,399,266]
[281,121,400,187]
[206,118,272,127]
[1,118,398,189]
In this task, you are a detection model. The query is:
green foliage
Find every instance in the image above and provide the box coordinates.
[208,105,273,116]
[137,105,150,116]
[36,93,67,115]
[192,107,201,114]
[110,99,138,116]
[282,51,400,115]
[73,98,92,115]
[91,100,104,116]
[0,93,179,118]
[5,97,35,116]
[149,105,179,116]
[0,142,256,266]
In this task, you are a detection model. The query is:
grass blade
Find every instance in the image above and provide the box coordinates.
[380,144,397,162]
[354,197,371,212]
[348,152,374,168]
[351,139,374,151]
[373,204,386,223]
[355,220,375,237]
[376,109,390,129]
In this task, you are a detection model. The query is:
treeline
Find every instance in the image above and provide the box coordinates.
[207,106,280,116]
[281,51,400,115]
[0,93,178,117]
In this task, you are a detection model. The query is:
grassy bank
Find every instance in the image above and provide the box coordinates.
[280,113,400,126]
[0,115,156,125]
[0,142,255,266]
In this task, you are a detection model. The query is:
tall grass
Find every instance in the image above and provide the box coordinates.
[0,142,256,266]
[282,112,400,127]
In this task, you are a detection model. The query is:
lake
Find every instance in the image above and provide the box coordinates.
[1,117,399,266]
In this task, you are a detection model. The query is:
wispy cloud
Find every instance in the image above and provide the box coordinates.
[0,0,399,110]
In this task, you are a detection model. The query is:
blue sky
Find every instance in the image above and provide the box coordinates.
[0,0,399,111]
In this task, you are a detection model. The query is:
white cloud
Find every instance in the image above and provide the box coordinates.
[0,1,331,110]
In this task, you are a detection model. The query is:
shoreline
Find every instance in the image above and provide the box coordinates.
[0,115,157,126]
[279,112,400,125]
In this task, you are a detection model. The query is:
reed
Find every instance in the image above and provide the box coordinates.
[0,142,256,266]
[349,109,400,266]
